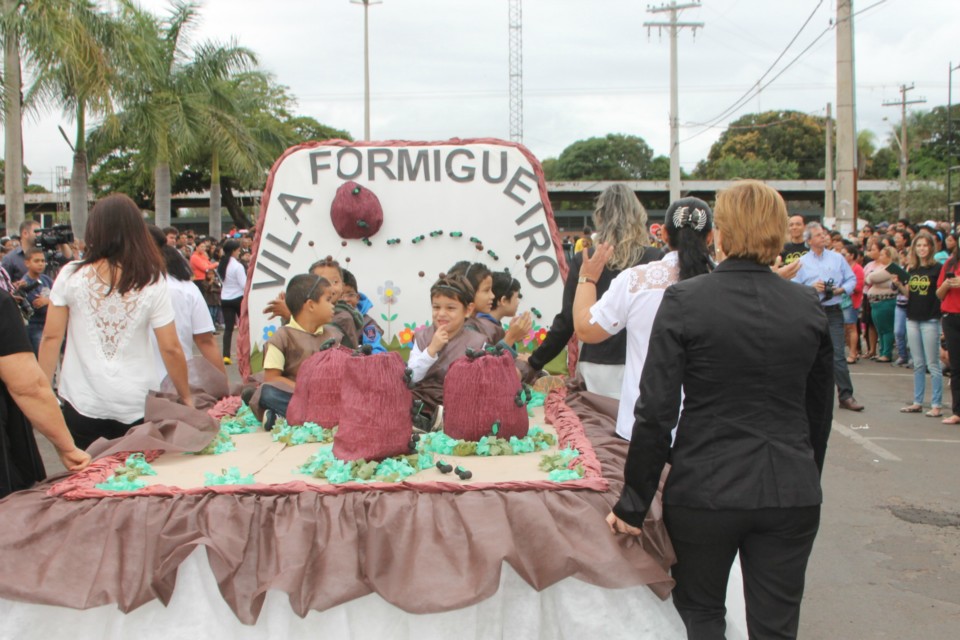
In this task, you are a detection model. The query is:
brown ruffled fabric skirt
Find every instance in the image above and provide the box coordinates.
[0,377,675,624]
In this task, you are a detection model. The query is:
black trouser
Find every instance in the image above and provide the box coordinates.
[664,504,821,640]
[62,401,141,451]
[941,313,960,414]
[221,296,243,358]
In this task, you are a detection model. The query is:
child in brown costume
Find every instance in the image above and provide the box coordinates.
[259,273,337,429]
[448,260,532,348]
[408,275,486,420]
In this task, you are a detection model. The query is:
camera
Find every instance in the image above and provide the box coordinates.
[823,278,835,301]
[35,224,73,250]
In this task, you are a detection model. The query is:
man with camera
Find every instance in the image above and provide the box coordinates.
[794,221,864,411]
[1,220,73,284]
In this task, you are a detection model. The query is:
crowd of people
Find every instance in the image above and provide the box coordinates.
[776,215,960,423]
[4,182,960,639]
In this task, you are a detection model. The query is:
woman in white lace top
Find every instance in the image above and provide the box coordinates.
[38,194,194,450]
[571,198,715,440]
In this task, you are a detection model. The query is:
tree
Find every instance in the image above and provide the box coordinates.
[89,1,255,227]
[697,110,826,180]
[552,133,658,180]
[2,0,102,234]
[857,130,876,179]
[28,0,117,240]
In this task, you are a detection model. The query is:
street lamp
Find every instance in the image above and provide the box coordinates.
[948,62,960,225]
[351,0,382,141]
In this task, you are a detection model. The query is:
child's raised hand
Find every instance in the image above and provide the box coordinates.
[263,292,291,321]
[505,311,533,346]
[427,328,450,357]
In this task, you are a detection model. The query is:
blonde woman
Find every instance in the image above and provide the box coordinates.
[524,184,662,397]
[606,181,832,639]
[865,246,907,363]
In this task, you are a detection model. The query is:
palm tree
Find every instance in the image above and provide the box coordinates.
[91,0,255,228]
[2,0,101,233]
[27,0,115,239]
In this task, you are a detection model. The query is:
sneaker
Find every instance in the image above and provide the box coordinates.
[223,356,232,365]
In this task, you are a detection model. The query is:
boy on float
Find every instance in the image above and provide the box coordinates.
[408,275,487,430]
[341,268,386,353]
[259,273,337,429]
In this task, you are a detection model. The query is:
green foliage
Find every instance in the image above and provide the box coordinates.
[857,183,946,224]
[541,157,560,181]
[552,133,658,180]
[697,110,826,179]
[695,155,800,180]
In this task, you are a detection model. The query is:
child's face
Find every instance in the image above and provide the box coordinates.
[312,266,343,301]
[473,275,494,314]
[499,291,520,317]
[205,270,215,282]
[432,294,472,336]
[305,288,336,326]
[26,254,46,275]
[341,285,359,309]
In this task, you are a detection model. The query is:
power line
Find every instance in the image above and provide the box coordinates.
[681,0,889,144]
[683,0,825,136]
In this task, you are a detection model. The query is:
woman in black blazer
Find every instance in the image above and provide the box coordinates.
[608,180,834,640]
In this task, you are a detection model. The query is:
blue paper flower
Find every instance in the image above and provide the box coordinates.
[262,324,278,341]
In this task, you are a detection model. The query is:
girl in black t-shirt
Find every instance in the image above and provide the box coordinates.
[899,233,943,417]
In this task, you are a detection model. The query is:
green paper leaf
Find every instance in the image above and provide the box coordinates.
[389,313,398,321]
[380,313,389,321]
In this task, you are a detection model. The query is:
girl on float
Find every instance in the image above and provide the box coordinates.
[571,197,714,440]
[448,260,531,347]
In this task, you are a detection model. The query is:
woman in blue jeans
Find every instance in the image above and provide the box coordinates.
[899,233,943,416]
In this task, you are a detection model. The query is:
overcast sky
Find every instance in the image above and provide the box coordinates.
[10,0,960,191]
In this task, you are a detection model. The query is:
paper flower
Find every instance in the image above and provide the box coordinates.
[398,326,415,347]
[378,280,401,305]
[534,327,548,345]
[262,324,278,341]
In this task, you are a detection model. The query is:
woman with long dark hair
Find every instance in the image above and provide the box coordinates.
[607,181,833,639]
[522,184,662,397]
[38,194,193,449]
[572,197,714,439]
[218,239,246,365]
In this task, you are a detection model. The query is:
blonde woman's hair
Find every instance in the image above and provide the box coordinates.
[907,232,936,270]
[592,184,651,270]
[880,245,899,264]
[714,180,787,265]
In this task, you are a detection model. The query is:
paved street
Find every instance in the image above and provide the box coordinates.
[800,359,960,638]
[34,346,960,636]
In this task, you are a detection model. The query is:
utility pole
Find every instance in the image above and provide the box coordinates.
[946,62,960,224]
[883,83,926,220]
[644,1,702,205]
[825,102,835,221]
[508,0,523,143]
[835,0,857,234]
[351,0,382,140]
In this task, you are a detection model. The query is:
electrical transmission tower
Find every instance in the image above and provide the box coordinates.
[644,1,703,204]
[508,0,523,143]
